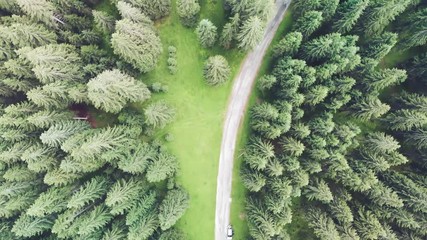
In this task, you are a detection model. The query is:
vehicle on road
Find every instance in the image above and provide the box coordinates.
[227,225,234,240]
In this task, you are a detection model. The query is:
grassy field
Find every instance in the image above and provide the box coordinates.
[136,1,245,239]
[229,9,296,240]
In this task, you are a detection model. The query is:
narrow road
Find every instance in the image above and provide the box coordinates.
[214,1,291,240]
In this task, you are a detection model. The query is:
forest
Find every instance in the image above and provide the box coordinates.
[1,0,427,239]
[0,0,280,239]
[241,0,427,239]
[0,0,192,239]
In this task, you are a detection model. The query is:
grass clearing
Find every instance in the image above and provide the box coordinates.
[136,1,245,239]
[229,8,295,240]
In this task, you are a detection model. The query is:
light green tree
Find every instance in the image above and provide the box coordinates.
[196,19,217,48]
[144,101,175,128]
[111,19,162,72]
[203,55,231,86]
[237,16,265,50]
[176,0,200,27]
[158,189,190,230]
[88,69,151,113]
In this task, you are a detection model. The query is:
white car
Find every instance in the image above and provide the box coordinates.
[227,225,234,240]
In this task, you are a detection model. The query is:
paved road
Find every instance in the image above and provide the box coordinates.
[214,1,291,240]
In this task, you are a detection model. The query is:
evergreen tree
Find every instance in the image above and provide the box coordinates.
[354,208,385,239]
[40,121,90,148]
[304,179,334,203]
[361,0,412,36]
[144,101,175,128]
[25,44,83,84]
[67,176,110,209]
[272,31,303,58]
[350,97,390,121]
[16,0,56,25]
[293,11,323,38]
[111,19,162,72]
[196,19,217,48]
[332,0,369,34]
[237,16,265,50]
[176,0,200,27]
[307,208,341,240]
[11,214,53,238]
[203,55,231,86]
[385,109,427,131]
[105,178,145,216]
[131,0,171,20]
[158,189,189,230]
[146,152,178,183]
[116,1,152,24]
[257,75,277,91]
[92,10,115,33]
[27,186,72,217]
[88,69,151,113]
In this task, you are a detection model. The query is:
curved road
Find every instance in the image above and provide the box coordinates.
[214,1,291,239]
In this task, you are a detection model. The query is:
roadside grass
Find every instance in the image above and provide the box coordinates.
[134,1,245,239]
[229,8,295,240]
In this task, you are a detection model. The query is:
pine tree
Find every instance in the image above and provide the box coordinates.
[26,82,70,109]
[144,101,175,128]
[220,13,240,49]
[11,214,53,238]
[196,19,217,48]
[105,178,145,216]
[257,75,277,91]
[92,10,115,33]
[305,85,329,106]
[362,32,398,61]
[241,165,266,192]
[131,0,171,20]
[111,19,162,72]
[117,142,156,174]
[16,0,56,25]
[77,204,113,236]
[354,208,385,239]
[350,97,390,121]
[385,109,427,131]
[203,55,231,86]
[88,69,151,113]
[27,186,72,217]
[405,129,427,150]
[361,0,412,36]
[146,152,178,183]
[293,11,323,38]
[176,0,200,27]
[304,179,334,203]
[272,31,303,58]
[364,132,400,154]
[307,208,341,240]
[6,23,56,48]
[237,16,265,50]
[40,121,90,148]
[158,189,189,230]
[116,1,152,24]
[67,176,110,209]
[25,44,83,84]
[281,137,305,157]
[332,0,369,34]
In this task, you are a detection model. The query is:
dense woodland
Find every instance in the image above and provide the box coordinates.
[0,0,281,238]
[242,0,427,239]
[0,0,193,239]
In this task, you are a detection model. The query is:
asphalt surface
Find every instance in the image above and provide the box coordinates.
[214,1,291,240]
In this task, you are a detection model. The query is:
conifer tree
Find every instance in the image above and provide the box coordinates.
[88,69,151,113]
[196,19,217,48]
[237,16,265,50]
[158,189,189,230]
